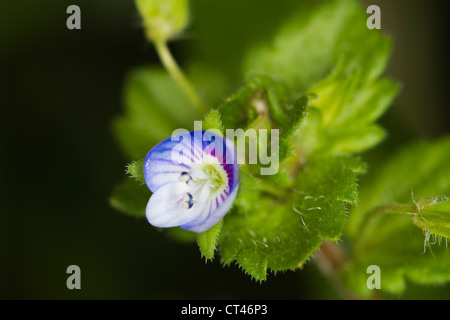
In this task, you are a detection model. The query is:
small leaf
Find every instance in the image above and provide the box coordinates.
[127,159,145,183]
[281,95,308,138]
[197,219,223,260]
[413,198,450,239]
[202,109,224,135]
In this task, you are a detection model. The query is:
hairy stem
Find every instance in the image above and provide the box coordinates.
[359,203,416,235]
[154,40,208,114]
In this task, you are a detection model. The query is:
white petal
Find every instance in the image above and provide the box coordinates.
[181,186,239,233]
[146,182,209,228]
[177,181,213,228]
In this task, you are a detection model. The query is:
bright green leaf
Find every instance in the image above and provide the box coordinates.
[202,109,224,135]
[197,219,223,260]
[219,156,365,280]
[127,159,145,184]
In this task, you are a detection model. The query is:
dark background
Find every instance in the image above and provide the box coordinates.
[1,0,449,299]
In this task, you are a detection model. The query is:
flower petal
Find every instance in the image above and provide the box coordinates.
[144,132,197,193]
[144,130,240,233]
[180,186,239,233]
[146,181,209,228]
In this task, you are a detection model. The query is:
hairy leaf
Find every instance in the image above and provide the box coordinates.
[197,219,223,260]
[413,199,450,239]
[219,157,366,280]
[127,159,145,184]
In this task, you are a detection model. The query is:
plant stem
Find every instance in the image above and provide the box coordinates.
[363,203,416,226]
[314,242,367,300]
[154,40,208,114]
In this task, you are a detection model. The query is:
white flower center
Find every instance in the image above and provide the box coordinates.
[177,154,229,209]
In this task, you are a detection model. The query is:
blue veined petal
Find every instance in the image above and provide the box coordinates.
[144,131,196,193]
[143,130,239,233]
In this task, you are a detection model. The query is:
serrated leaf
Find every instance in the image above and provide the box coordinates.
[127,159,145,183]
[202,109,224,135]
[219,156,365,280]
[197,219,223,260]
[110,178,149,217]
[339,78,399,126]
[324,124,387,156]
[220,198,321,281]
[296,156,367,205]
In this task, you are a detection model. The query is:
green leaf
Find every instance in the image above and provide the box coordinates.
[244,0,398,159]
[202,109,224,135]
[413,198,450,239]
[233,169,263,213]
[126,159,145,184]
[343,136,450,295]
[295,68,398,158]
[110,178,149,217]
[243,0,388,92]
[197,219,223,260]
[219,156,365,280]
[218,75,307,165]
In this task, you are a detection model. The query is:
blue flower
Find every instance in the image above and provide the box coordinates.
[143,131,239,233]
